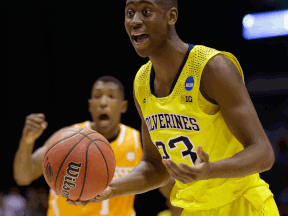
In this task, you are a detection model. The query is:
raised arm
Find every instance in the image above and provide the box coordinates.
[14,114,48,185]
[14,113,70,186]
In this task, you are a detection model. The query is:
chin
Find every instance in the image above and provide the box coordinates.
[95,122,111,133]
[134,48,149,58]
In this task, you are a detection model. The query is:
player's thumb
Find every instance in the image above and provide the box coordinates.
[95,187,113,202]
[197,145,209,162]
[42,121,48,129]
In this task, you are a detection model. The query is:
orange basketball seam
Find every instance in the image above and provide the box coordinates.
[77,141,93,201]
[65,128,93,134]
[53,135,87,196]
[91,139,113,152]
[44,128,114,201]
[92,142,110,193]
[43,131,81,161]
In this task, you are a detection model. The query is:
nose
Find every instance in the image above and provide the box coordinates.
[100,96,108,107]
[130,12,143,29]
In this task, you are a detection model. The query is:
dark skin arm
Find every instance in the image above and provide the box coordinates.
[163,54,275,183]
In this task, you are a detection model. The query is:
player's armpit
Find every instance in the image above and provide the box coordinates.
[200,54,275,178]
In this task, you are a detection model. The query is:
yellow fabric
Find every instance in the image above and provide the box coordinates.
[180,196,279,216]
[134,45,274,211]
[47,121,142,216]
[158,210,172,216]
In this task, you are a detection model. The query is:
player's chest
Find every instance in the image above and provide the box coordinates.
[110,145,137,167]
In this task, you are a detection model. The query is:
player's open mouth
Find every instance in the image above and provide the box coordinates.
[99,114,109,121]
[132,34,149,45]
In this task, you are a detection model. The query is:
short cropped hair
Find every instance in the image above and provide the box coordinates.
[92,76,125,99]
[157,0,178,11]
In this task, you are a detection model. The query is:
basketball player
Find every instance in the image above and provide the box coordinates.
[14,76,158,216]
[69,0,280,215]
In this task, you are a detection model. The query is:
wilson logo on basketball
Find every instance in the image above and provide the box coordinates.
[45,162,53,182]
[61,161,82,199]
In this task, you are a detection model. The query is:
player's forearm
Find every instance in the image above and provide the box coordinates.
[208,140,275,179]
[110,160,170,197]
[13,140,35,185]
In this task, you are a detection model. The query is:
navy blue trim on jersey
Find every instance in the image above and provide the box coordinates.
[150,43,195,97]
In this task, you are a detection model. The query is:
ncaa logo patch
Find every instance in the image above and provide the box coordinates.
[185,76,194,91]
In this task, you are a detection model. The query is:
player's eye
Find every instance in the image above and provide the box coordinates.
[143,8,151,16]
[127,9,134,18]
[93,94,101,99]
[109,94,116,99]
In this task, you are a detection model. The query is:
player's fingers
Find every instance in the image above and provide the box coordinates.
[197,145,209,162]
[75,201,89,206]
[163,160,190,180]
[94,196,103,203]
[28,113,45,119]
[94,187,113,202]
[42,121,48,129]
[178,163,194,173]
[26,120,43,130]
[176,163,198,181]
[163,160,178,175]
[66,199,77,206]
[28,117,46,124]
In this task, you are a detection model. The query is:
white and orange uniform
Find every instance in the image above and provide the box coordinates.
[47,121,142,216]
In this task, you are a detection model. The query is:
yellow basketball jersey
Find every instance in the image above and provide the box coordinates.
[46,122,142,216]
[134,44,273,211]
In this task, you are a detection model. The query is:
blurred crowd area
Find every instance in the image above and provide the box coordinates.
[0,187,48,216]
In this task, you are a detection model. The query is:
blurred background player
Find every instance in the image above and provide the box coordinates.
[14,76,142,216]
[14,75,181,216]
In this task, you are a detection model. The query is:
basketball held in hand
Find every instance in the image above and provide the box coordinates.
[42,127,116,201]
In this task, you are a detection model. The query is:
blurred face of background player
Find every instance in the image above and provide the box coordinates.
[124,0,177,58]
[88,80,127,140]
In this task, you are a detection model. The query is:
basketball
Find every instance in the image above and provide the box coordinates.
[42,127,116,201]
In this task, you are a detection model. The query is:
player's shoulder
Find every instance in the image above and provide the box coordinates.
[120,123,140,135]
[192,44,221,56]
[134,60,152,86]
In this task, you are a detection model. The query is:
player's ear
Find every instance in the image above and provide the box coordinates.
[121,100,128,114]
[167,7,178,26]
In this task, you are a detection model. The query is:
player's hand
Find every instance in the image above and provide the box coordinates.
[21,113,48,144]
[162,145,210,184]
[66,186,113,206]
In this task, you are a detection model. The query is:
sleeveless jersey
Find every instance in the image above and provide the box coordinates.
[134,44,273,211]
[47,122,142,216]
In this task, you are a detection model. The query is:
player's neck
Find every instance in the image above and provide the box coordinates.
[91,122,120,142]
[149,37,188,97]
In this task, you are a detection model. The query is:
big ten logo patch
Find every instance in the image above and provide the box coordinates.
[181,95,193,104]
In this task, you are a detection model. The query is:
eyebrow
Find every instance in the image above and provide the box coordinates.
[126,0,155,7]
